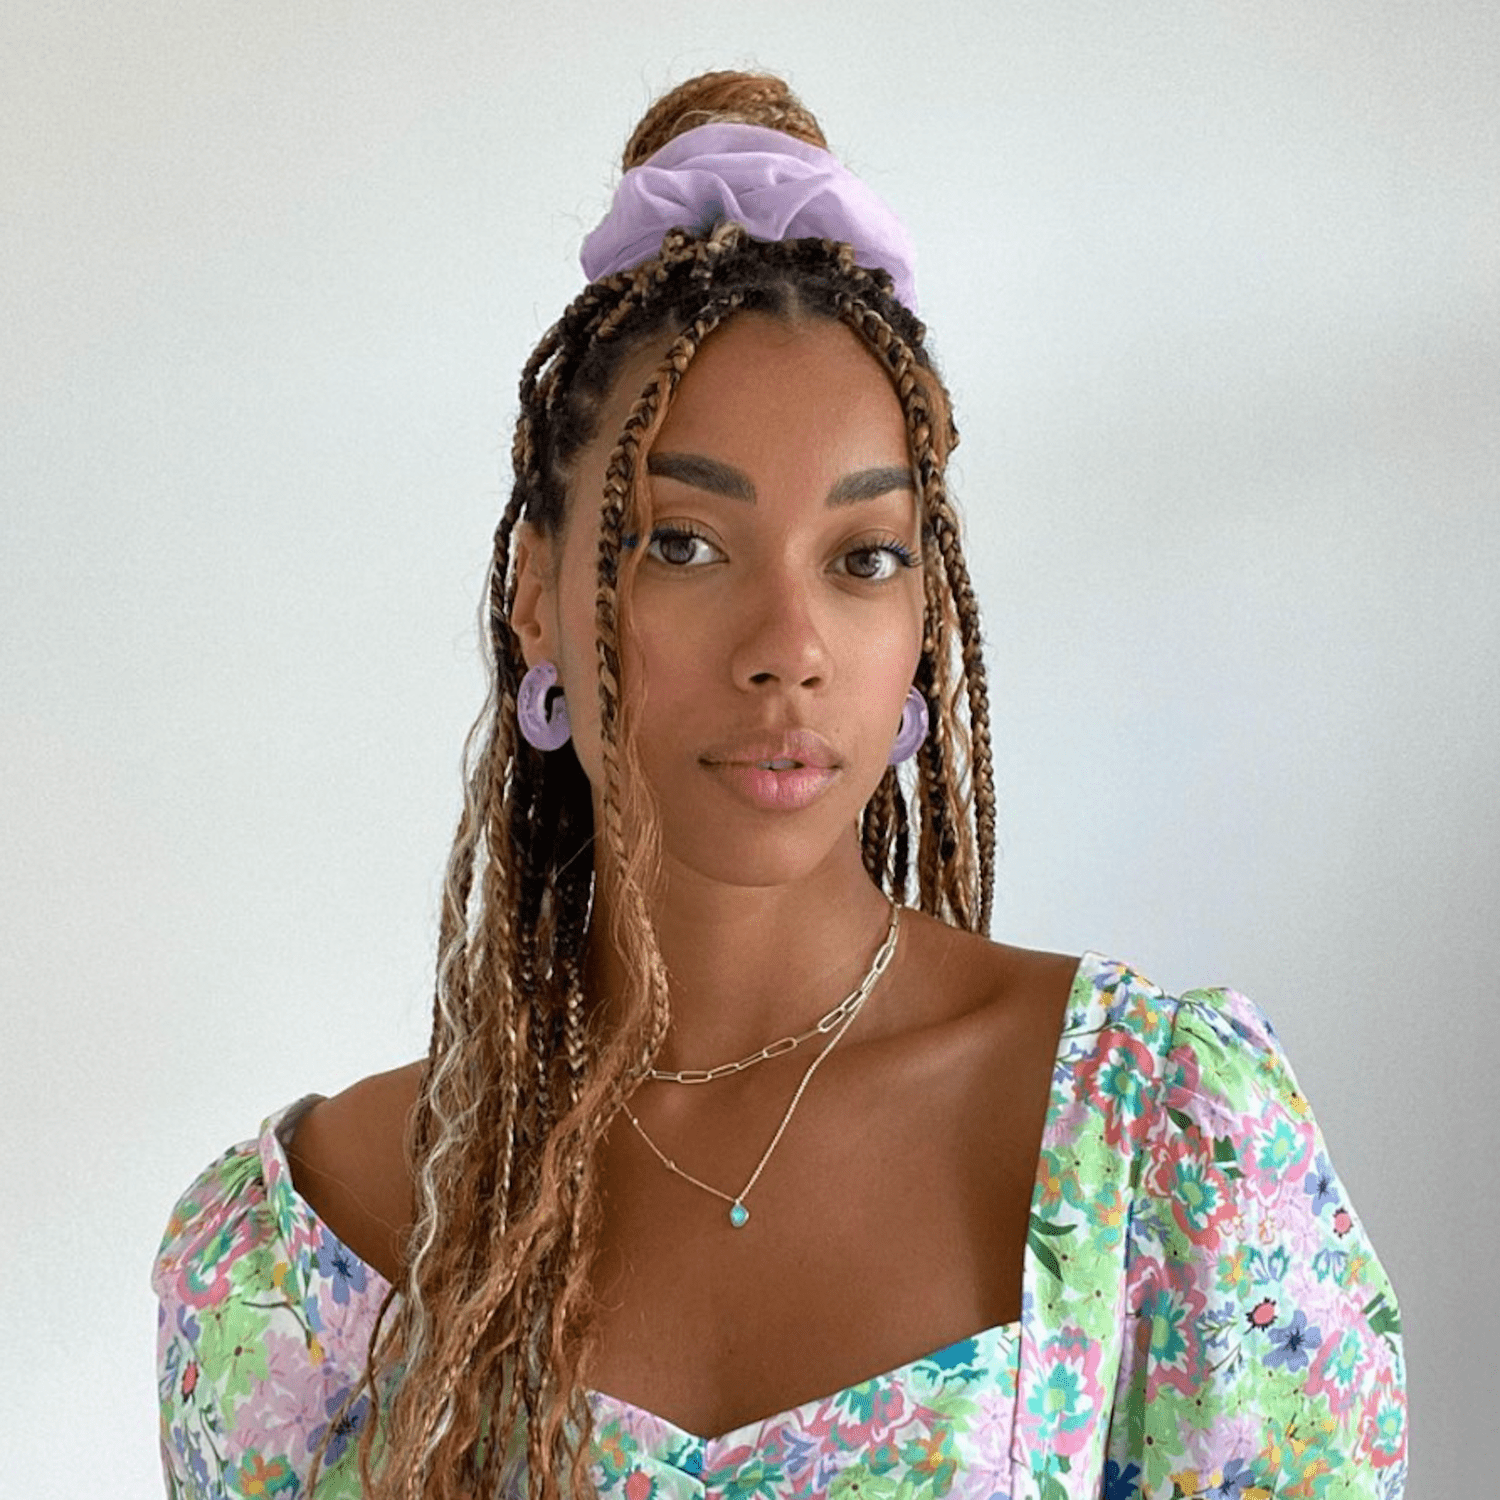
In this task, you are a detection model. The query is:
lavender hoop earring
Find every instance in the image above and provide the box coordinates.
[517,660,572,751]
[889,687,929,765]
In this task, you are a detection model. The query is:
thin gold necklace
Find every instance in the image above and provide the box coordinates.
[622,900,900,1228]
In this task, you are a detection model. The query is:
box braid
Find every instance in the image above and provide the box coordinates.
[320,221,997,1500]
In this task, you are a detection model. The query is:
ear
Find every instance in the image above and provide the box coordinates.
[510,520,558,667]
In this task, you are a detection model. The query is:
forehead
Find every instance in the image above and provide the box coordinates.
[610,312,910,461]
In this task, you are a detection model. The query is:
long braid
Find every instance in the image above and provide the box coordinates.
[829,279,990,931]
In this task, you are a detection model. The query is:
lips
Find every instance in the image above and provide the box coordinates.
[699,727,840,771]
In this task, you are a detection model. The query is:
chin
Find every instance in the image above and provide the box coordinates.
[658,803,867,893]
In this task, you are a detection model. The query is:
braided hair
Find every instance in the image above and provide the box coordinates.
[312,69,998,1500]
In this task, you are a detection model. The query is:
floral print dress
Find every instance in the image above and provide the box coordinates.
[154,954,1407,1498]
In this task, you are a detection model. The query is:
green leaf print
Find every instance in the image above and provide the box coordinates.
[196,1299,271,1404]
[828,1467,901,1500]
[1365,1292,1402,1349]
[1028,1218,1075,1236]
[1027,1216,1075,1283]
[1027,1229,1063,1282]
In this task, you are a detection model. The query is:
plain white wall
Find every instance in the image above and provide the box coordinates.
[4,3,1495,1495]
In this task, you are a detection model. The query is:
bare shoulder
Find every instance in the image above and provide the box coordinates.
[285,1059,423,1283]
[893,906,1080,1037]
[877,911,1079,1132]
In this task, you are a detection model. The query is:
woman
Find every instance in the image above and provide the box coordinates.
[154,71,1406,1500]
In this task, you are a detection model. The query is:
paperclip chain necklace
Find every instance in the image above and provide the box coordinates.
[622,899,901,1228]
[646,979,872,1084]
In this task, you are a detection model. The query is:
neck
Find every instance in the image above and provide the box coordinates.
[583,840,899,1074]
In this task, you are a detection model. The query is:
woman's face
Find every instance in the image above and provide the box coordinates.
[512,312,925,889]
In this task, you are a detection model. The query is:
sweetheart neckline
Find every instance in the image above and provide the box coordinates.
[584,1318,1021,1447]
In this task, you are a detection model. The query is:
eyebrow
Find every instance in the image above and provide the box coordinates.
[646,451,915,507]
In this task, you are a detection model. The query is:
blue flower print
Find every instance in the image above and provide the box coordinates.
[1265,1309,1323,1372]
[317,1228,368,1305]
[1303,1152,1338,1213]
[1211,1457,1256,1495]
[308,1386,370,1468]
[173,1301,201,1346]
[186,1436,212,1492]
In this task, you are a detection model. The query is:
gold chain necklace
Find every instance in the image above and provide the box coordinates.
[622,900,901,1228]
[645,985,871,1083]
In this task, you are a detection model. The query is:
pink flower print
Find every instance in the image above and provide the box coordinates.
[172,1212,258,1309]
[1305,1326,1372,1419]
[623,1469,655,1500]
[965,1386,1019,1469]
[808,1380,909,1447]
[1181,1409,1261,1480]
[1148,1130,1237,1250]
[1361,1365,1407,1468]
[1332,1207,1354,1238]
[234,1373,325,1472]
[1159,1041,1202,1112]
[1017,1325,1104,1457]
[1132,1260,1209,1400]
[260,1327,315,1389]
[1250,1115,1313,1194]
[1073,1030,1157,1148]
[1267,1191,1333,1263]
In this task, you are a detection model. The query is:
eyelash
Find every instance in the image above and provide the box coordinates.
[629,524,921,581]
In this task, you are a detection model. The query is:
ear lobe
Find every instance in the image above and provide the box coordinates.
[510,521,557,663]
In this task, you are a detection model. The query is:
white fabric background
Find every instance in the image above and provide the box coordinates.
[3,3,1494,1495]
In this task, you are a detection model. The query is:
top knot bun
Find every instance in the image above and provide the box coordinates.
[622,70,829,171]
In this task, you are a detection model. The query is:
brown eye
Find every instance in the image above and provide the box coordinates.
[839,539,920,582]
[645,524,722,568]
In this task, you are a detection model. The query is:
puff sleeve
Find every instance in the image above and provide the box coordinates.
[152,1102,388,1499]
[1102,989,1407,1499]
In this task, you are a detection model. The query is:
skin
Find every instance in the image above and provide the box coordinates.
[288,312,1080,1439]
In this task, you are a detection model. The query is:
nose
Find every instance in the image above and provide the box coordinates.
[727,563,832,691]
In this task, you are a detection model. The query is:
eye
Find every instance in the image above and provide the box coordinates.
[837,537,922,583]
[642,523,724,569]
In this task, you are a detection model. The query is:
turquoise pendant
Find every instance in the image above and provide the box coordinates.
[728,1201,750,1228]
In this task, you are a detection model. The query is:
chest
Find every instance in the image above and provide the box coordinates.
[583,996,1056,1438]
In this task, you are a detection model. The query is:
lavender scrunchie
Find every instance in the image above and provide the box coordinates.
[579,122,918,310]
